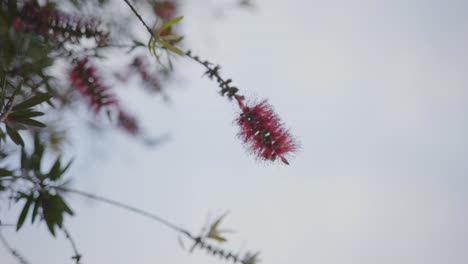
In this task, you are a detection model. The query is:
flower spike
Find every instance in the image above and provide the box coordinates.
[236,96,297,164]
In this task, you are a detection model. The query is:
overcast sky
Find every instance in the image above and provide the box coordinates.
[2,0,468,264]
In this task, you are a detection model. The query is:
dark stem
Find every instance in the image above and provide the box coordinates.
[55,186,252,263]
[0,231,31,264]
[121,0,154,36]
[120,0,242,102]
[63,227,82,264]
[185,51,241,101]
[57,186,186,233]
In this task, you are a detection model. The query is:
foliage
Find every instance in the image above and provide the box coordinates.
[0,0,297,263]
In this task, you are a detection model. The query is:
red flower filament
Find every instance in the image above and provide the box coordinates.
[13,2,107,45]
[117,110,139,135]
[69,59,116,114]
[130,56,163,94]
[153,1,177,21]
[236,97,297,164]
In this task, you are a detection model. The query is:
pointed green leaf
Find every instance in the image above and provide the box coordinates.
[157,16,184,36]
[21,147,30,171]
[12,93,52,111]
[160,41,185,56]
[34,133,44,157]
[208,234,227,242]
[206,213,231,243]
[55,195,74,216]
[9,110,44,118]
[6,124,24,146]
[13,117,46,128]
[48,157,62,181]
[17,197,32,231]
[61,159,73,175]
[42,198,57,236]
[0,168,13,177]
[31,200,40,224]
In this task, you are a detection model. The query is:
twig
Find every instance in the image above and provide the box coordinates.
[122,0,154,36]
[120,0,242,102]
[0,231,31,264]
[63,227,82,264]
[56,186,256,263]
[57,186,186,233]
[0,78,26,123]
[185,50,241,100]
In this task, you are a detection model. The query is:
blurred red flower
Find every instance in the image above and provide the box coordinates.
[236,97,297,164]
[69,58,116,114]
[153,1,177,21]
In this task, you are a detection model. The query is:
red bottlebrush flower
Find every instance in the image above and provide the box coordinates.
[130,56,163,94]
[13,2,107,45]
[236,96,297,164]
[69,58,116,113]
[117,110,139,135]
[153,1,177,21]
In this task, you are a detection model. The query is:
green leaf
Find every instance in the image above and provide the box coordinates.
[8,0,18,17]
[207,234,227,242]
[6,124,24,146]
[160,41,185,56]
[55,195,74,216]
[206,213,232,243]
[17,197,32,231]
[13,117,46,128]
[0,168,13,177]
[48,157,61,181]
[21,148,29,171]
[41,194,73,236]
[34,133,44,157]
[31,153,42,172]
[41,197,57,236]
[133,40,146,47]
[31,200,40,224]
[242,252,260,264]
[0,127,6,143]
[61,159,73,176]
[157,16,184,36]
[12,93,52,111]
[9,110,44,118]
[160,35,182,41]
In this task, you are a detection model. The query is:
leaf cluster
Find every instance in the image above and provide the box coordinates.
[2,134,74,236]
[0,86,52,146]
[148,16,185,65]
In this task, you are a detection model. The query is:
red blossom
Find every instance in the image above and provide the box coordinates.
[236,96,297,164]
[130,56,163,94]
[117,110,139,135]
[13,2,107,45]
[69,58,116,113]
[153,1,177,21]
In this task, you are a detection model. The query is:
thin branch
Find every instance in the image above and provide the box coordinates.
[55,186,256,263]
[121,0,154,36]
[0,78,25,123]
[120,0,242,102]
[63,227,82,264]
[0,231,31,264]
[56,186,186,233]
[185,50,241,101]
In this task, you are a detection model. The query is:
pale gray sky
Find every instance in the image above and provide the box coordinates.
[2,0,468,264]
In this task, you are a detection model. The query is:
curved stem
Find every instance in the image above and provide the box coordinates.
[63,227,82,264]
[122,0,154,36]
[0,231,31,264]
[119,0,243,103]
[56,186,186,233]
